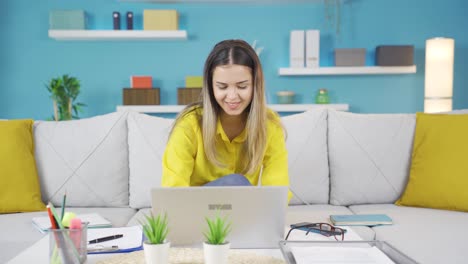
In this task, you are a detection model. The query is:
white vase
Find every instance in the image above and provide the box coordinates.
[143,241,170,264]
[203,241,230,264]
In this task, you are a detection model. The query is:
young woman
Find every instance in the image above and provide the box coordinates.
[162,39,290,197]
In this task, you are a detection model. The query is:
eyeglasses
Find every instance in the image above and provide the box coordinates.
[285,222,346,241]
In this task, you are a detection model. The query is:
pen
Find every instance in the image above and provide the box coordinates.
[88,234,123,244]
[60,192,67,221]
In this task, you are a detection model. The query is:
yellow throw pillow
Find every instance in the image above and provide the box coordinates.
[0,119,46,213]
[396,113,468,212]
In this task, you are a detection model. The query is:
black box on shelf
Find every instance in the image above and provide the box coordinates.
[376,45,414,66]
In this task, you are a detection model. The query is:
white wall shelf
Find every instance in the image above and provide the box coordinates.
[117,104,349,113]
[48,30,188,41]
[278,65,417,76]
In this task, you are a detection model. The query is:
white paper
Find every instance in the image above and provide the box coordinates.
[291,246,395,264]
[32,213,112,233]
[87,225,143,251]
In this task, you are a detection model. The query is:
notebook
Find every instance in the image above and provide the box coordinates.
[150,186,288,249]
[330,214,393,226]
[32,213,112,233]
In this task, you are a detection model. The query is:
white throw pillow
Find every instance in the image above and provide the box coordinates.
[281,109,329,205]
[34,111,129,207]
[127,112,174,209]
[328,110,416,205]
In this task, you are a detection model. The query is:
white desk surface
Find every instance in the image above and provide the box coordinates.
[8,226,362,263]
[7,235,283,264]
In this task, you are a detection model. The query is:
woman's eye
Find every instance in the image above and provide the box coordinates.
[238,86,248,89]
[217,86,227,90]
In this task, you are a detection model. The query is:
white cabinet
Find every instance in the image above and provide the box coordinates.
[116,104,349,113]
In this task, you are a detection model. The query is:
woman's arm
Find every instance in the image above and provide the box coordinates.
[261,122,292,201]
[162,120,198,187]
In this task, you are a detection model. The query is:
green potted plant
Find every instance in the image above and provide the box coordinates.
[203,212,231,264]
[140,212,170,264]
[46,74,85,121]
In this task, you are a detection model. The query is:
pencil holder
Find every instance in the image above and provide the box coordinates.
[49,222,88,264]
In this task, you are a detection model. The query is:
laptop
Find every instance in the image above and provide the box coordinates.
[150,186,288,249]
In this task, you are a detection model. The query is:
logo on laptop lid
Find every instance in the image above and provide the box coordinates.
[208,204,232,210]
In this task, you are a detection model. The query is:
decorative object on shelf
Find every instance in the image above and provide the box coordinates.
[123,88,160,105]
[203,212,231,264]
[334,48,366,66]
[139,212,170,264]
[276,91,295,104]
[185,76,203,88]
[49,10,86,30]
[315,88,330,104]
[126,12,134,30]
[144,10,178,30]
[376,45,414,66]
[290,30,305,68]
[46,74,86,121]
[113,11,121,30]
[131,76,153,88]
[424,37,454,113]
[178,88,201,105]
[306,30,320,68]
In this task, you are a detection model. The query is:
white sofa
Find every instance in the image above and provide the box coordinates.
[1,109,467,263]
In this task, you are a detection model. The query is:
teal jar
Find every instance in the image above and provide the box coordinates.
[277,91,295,104]
[315,89,330,104]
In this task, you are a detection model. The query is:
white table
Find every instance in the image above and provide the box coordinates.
[7,235,284,264]
[8,226,364,263]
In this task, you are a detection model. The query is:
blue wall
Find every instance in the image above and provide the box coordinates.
[1,0,467,119]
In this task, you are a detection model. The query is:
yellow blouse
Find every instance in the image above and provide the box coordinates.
[162,108,290,199]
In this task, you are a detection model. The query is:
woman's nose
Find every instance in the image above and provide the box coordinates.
[226,88,238,99]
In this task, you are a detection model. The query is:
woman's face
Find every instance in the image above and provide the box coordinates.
[212,64,253,118]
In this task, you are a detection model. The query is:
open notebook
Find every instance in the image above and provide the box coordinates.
[32,213,112,234]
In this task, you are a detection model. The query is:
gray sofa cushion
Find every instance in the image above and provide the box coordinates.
[282,109,329,204]
[350,204,468,264]
[286,205,375,241]
[34,111,130,207]
[328,110,416,205]
[127,112,174,209]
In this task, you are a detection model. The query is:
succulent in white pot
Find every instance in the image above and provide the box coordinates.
[140,212,170,264]
[203,212,232,264]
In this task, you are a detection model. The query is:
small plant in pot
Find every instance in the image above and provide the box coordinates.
[45,74,86,121]
[140,212,170,264]
[203,212,232,264]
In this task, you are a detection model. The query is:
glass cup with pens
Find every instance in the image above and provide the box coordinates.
[48,221,88,264]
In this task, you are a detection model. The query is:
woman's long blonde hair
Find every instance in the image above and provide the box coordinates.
[171,39,278,174]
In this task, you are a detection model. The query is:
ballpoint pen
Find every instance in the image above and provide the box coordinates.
[88,234,124,244]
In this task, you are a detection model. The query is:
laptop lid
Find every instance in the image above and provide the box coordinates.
[150,186,288,249]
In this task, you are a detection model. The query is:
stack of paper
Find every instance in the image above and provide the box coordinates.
[291,246,395,264]
[32,213,112,234]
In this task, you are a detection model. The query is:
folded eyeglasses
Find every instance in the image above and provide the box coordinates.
[285,222,346,241]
